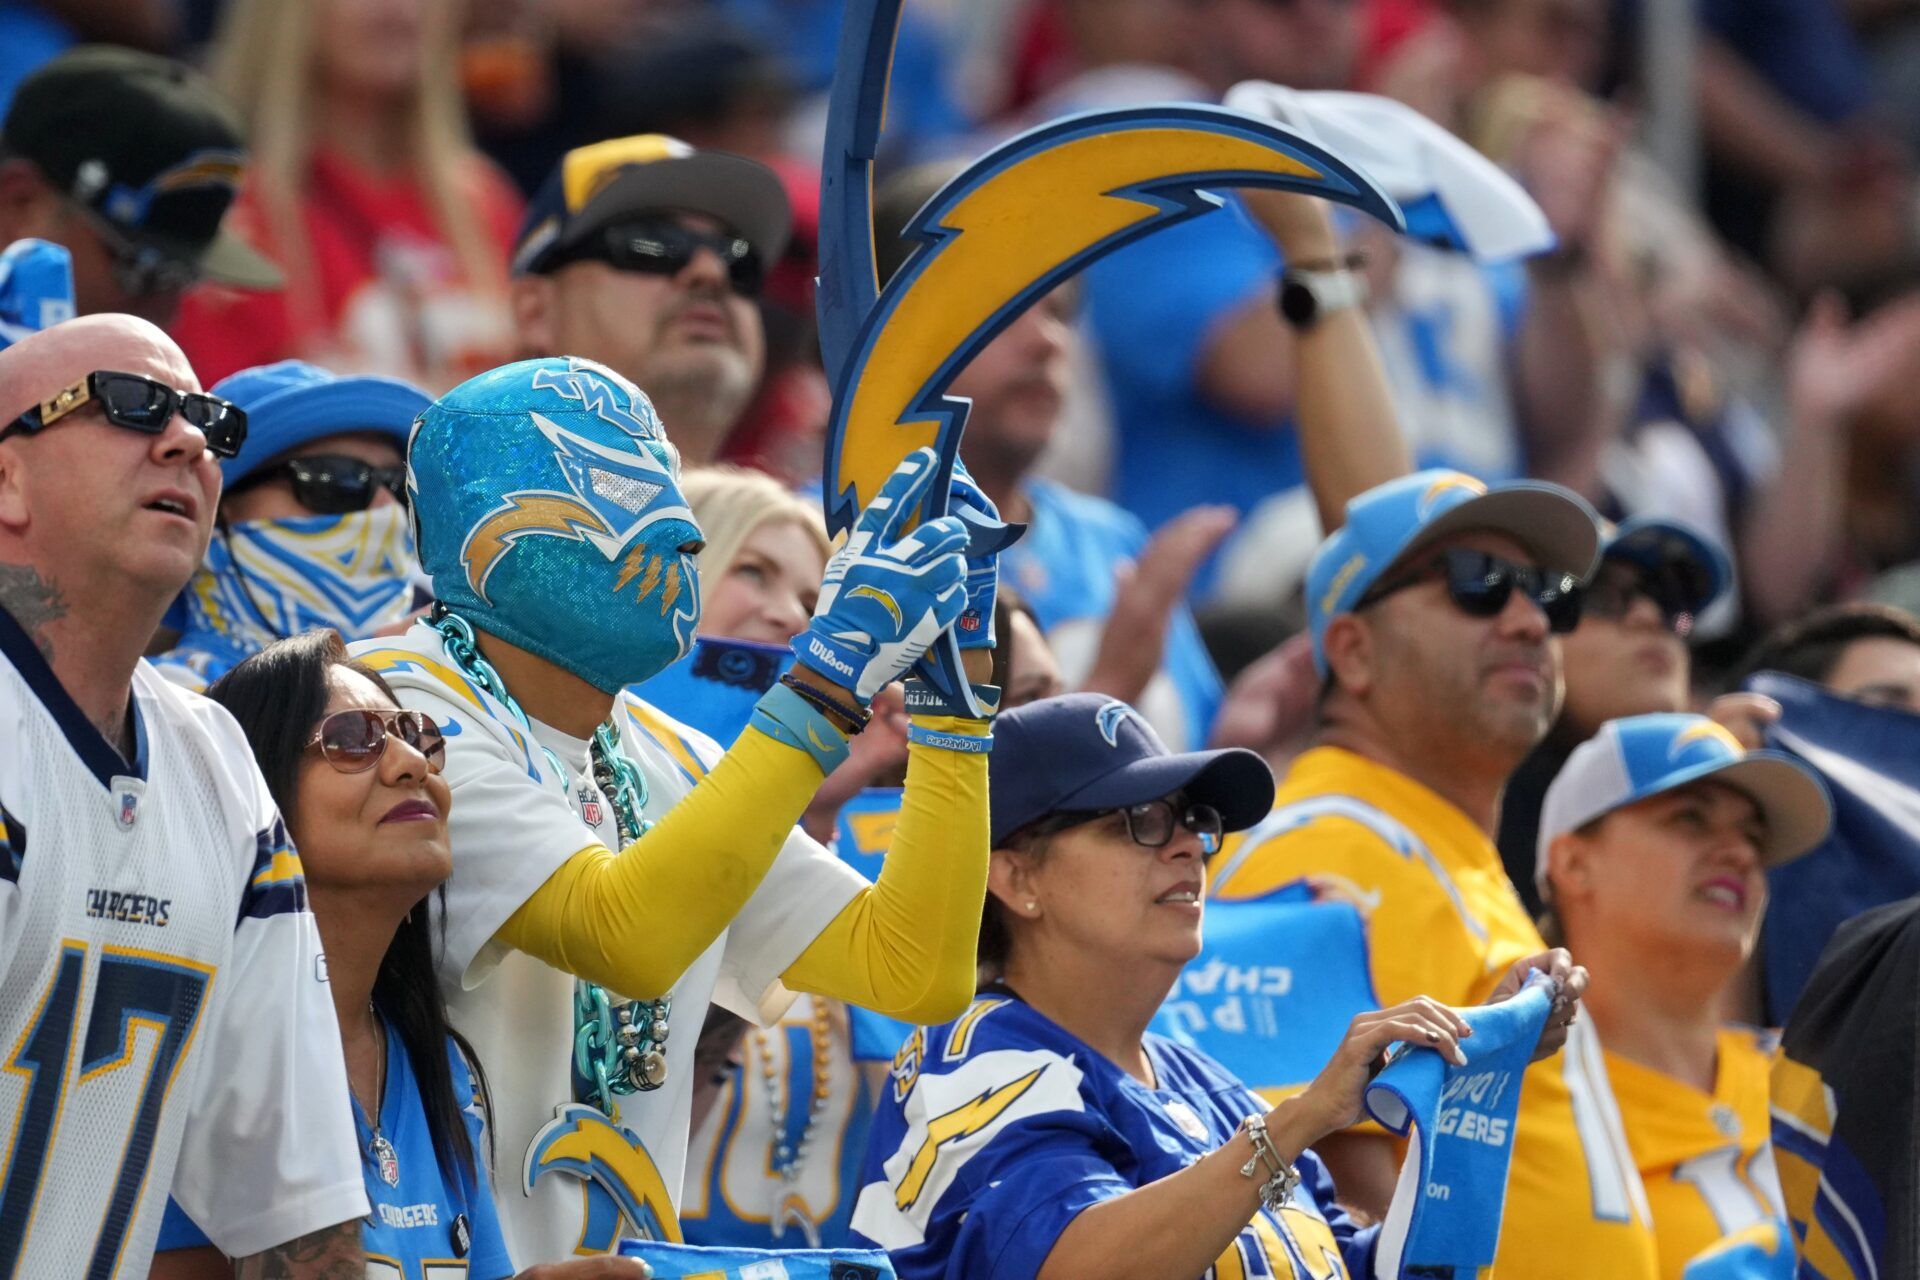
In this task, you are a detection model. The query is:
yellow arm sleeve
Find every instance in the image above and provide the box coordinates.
[494,725,826,998]
[780,713,991,1024]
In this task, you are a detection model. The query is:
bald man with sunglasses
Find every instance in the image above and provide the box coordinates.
[0,315,369,1277]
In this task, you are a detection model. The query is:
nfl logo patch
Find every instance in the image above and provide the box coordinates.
[371,1133,401,1187]
[578,787,603,827]
[110,777,144,832]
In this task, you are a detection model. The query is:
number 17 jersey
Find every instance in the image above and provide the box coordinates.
[0,610,366,1278]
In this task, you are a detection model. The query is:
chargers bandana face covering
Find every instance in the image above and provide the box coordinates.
[188,503,419,650]
[409,356,704,695]
[1365,975,1556,1278]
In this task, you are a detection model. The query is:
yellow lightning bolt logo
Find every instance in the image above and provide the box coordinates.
[895,1066,1045,1210]
[615,548,688,614]
[823,106,1400,535]
[462,493,613,602]
[847,584,904,629]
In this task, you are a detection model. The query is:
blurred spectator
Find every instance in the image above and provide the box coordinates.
[0,1,180,111]
[1774,894,1920,1275]
[713,0,972,157]
[172,0,522,390]
[1738,603,1920,1022]
[872,162,1231,749]
[1498,518,1731,909]
[509,134,790,465]
[1741,602,1920,713]
[1056,0,1609,603]
[1207,471,1640,1272]
[1537,713,1827,1275]
[151,360,429,693]
[0,46,280,328]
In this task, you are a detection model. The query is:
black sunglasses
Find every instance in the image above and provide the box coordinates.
[305,708,445,774]
[1361,548,1584,634]
[562,219,764,297]
[1585,555,1709,637]
[232,454,408,515]
[1,370,247,458]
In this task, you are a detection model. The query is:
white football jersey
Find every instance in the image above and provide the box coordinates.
[354,623,866,1267]
[0,612,366,1278]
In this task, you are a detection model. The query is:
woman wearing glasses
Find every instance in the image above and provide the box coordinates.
[152,359,429,692]
[854,692,1581,1280]
[151,630,647,1280]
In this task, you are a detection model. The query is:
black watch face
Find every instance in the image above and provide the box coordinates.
[1280,279,1316,326]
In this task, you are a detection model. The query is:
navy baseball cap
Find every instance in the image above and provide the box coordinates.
[1600,515,1731,616]
[511,133,790,276]
[210,360,430,487]
[987,693,1275,846]
[1536,713,1831,898]
[1304,469,1602,675]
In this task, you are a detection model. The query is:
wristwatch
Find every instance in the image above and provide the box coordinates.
[1277,265,1367,331]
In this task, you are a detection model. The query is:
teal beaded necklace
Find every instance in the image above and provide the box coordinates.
[429,606,671,1109]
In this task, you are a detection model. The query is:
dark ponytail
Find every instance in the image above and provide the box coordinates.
[209,630,484,1185]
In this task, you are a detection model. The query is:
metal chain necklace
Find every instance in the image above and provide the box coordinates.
[428,606,671,1111]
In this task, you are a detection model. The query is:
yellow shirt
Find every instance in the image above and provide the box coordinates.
[1211,746,1661,1280]
[1606,1029,1785,1280]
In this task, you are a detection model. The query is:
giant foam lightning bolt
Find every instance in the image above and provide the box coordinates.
[816,0,1404,713]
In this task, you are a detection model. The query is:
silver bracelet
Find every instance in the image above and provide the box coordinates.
[1238,1113,1302,1213]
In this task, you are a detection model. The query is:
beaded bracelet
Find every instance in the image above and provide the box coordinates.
[778,671,869,735]
[907,724,994,754]
[751,683,853,773]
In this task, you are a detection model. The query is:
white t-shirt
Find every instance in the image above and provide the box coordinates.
[0,614,366,1276]
[354,622,866,1266]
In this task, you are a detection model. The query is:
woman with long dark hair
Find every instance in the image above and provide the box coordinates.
[151,631,645,1279]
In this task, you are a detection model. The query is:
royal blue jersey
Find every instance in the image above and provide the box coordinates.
[852,991,1376,1279]
[159,1022,513,1279]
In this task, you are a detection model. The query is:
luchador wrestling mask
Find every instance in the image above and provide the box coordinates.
[408,356,705,693]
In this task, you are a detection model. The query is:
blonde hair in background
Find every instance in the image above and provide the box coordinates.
[682,466,830,582]
[211,0,507,345]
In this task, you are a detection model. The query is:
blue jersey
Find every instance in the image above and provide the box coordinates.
[852,992,1375,1280]
[1007,478,1223,750]
[159,1023,513,1279]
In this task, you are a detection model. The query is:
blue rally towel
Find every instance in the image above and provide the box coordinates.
[619,1238,896,1278]
[1745,671,1920,1021]
[1681,1221,1798,1280]
[1147,884,1378,1098]
[1364,975,1555,1278]
[630,636,791,747]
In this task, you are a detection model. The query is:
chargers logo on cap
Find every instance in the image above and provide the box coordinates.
[1668,720,1743,765]
[1417,471,1487,519]
[1096,700,1140,748]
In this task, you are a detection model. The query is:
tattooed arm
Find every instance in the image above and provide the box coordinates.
[231,1220,364,1280]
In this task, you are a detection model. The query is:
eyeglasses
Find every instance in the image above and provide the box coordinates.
[1031,798,1226,856]
[0,370,247,458]
[1360,548,1584,633]
[1584,556,1708,637]
[231,454,408,514]
[305,708,446,774]
[561,218,764,297]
